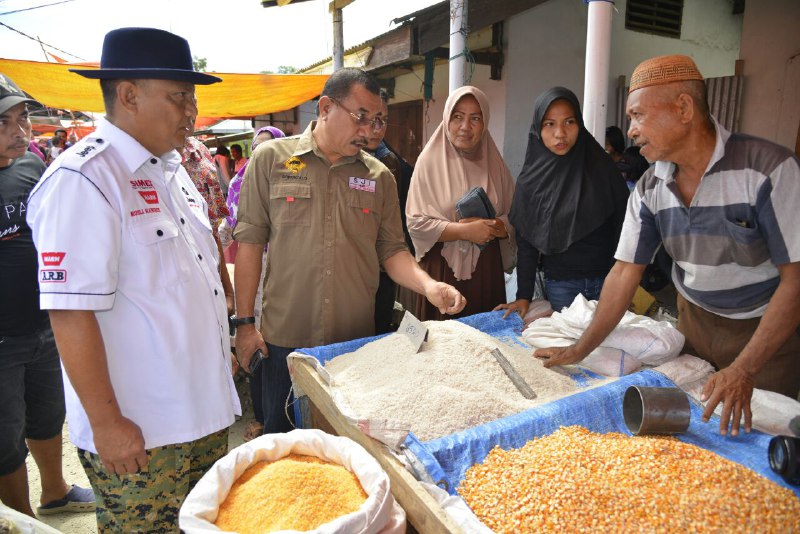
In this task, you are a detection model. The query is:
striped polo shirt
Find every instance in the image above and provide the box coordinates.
[615,118,800,319]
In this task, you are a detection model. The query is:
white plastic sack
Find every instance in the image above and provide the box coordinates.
[418,481,494,534]
[581,347,642,377]
[522,299,553,326]
[652,354,715,390]
[0,505,62,534]
[180,429,405,534]
[654,355,800,436]
[522,294,684,367]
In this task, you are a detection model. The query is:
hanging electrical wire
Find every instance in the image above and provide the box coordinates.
[0,0,76,16]
[0,20,85,60]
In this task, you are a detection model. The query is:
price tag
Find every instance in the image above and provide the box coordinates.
[398,311,428,353]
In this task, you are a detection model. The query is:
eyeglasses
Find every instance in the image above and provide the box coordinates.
[331,98,387,132]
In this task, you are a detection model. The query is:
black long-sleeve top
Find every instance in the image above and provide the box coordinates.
[515,213,621,301]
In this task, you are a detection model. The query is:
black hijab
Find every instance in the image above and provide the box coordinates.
[510,87,627,255]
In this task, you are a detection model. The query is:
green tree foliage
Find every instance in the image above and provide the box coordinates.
[261,66,299,74]
[193,56,208,72]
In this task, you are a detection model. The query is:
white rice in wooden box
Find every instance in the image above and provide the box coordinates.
[324,320,590,441]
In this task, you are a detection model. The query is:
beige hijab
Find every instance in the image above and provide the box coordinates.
[406,86,516,281]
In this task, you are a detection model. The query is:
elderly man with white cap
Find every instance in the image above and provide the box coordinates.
[534,54,800,437]
[26,28,240,531]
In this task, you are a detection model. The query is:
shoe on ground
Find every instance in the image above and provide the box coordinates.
[37,485,95,515]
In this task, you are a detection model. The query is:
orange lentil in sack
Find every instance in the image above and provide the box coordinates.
[459,426,800,533]
[215,454,367,533]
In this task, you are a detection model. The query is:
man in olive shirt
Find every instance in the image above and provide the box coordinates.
[233,68,465,434]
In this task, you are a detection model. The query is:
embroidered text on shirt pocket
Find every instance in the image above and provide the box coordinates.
[130,219,189,286]
[270,183,312,226]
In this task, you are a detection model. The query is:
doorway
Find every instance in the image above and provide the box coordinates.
[386,99,424,165]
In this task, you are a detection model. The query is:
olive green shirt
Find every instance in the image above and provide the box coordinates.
[234,121,408,347]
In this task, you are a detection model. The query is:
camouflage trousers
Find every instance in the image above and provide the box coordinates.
[78,427,229,533]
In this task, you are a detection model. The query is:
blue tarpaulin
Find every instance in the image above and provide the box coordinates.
[296,311,799,499]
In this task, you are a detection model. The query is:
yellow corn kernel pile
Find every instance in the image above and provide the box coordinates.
[215,454,367,533]
[459,426,800,533]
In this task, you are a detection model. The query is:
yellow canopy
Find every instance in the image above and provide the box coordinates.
[0,58,329,118]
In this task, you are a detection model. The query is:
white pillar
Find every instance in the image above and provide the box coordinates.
[583,0,614,143]
[333,7,344,71]
[449,0,468,93]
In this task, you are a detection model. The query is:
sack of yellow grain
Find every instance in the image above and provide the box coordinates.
[179,429,406,533]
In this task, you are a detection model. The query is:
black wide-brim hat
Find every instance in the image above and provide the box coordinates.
[71,27,221,85]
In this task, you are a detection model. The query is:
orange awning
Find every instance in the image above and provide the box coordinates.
[0,58,328,118]
[31,123,95,139]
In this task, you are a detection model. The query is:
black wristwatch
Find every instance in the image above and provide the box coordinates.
[228,315,256,335]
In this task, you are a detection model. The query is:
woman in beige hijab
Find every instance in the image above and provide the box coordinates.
[406,86,515,320]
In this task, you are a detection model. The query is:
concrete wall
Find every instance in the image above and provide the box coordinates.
[502,0,742,175]
[391,61,508,151]
[504,0,588,176]
[738,0,800,150]
[386,0,747,172]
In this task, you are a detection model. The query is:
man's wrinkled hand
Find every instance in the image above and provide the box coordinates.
[534,345,586,368]
[425,282,466,315]
[494,299,530,320]
[700,365,754,436]
[93,416,147,475]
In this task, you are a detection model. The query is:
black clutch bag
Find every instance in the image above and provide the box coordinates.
[455,186,496,249]
[456,186,496,220]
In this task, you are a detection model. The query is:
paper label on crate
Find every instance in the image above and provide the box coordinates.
[398,311,428,353]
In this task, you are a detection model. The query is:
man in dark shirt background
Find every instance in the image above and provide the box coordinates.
[365,91,415,333]
[0,73,93,517]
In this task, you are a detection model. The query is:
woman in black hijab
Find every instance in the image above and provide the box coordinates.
[498,87,629,316]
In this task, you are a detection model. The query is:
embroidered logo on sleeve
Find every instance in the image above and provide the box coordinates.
[40,251,67,283]
[41,270,67,282]
[348,177,376,193]
[284,156,306,174]
[41,252,66,266]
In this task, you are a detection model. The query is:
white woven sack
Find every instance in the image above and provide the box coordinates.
[179,429,405,534]
[523,294,684,366]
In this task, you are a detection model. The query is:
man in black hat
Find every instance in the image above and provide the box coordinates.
[26,28,240,531]
[0,73,95,517]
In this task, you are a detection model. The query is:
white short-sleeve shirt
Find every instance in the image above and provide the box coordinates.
[27,119,241,453]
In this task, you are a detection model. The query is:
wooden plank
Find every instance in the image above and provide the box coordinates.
[292,360,466,534]
[366,26,413,71]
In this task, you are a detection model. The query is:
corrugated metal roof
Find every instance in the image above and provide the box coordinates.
[391,0,447,25]
[298,23,410,72]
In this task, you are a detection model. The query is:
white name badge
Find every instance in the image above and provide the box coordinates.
[348,177,376,193]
